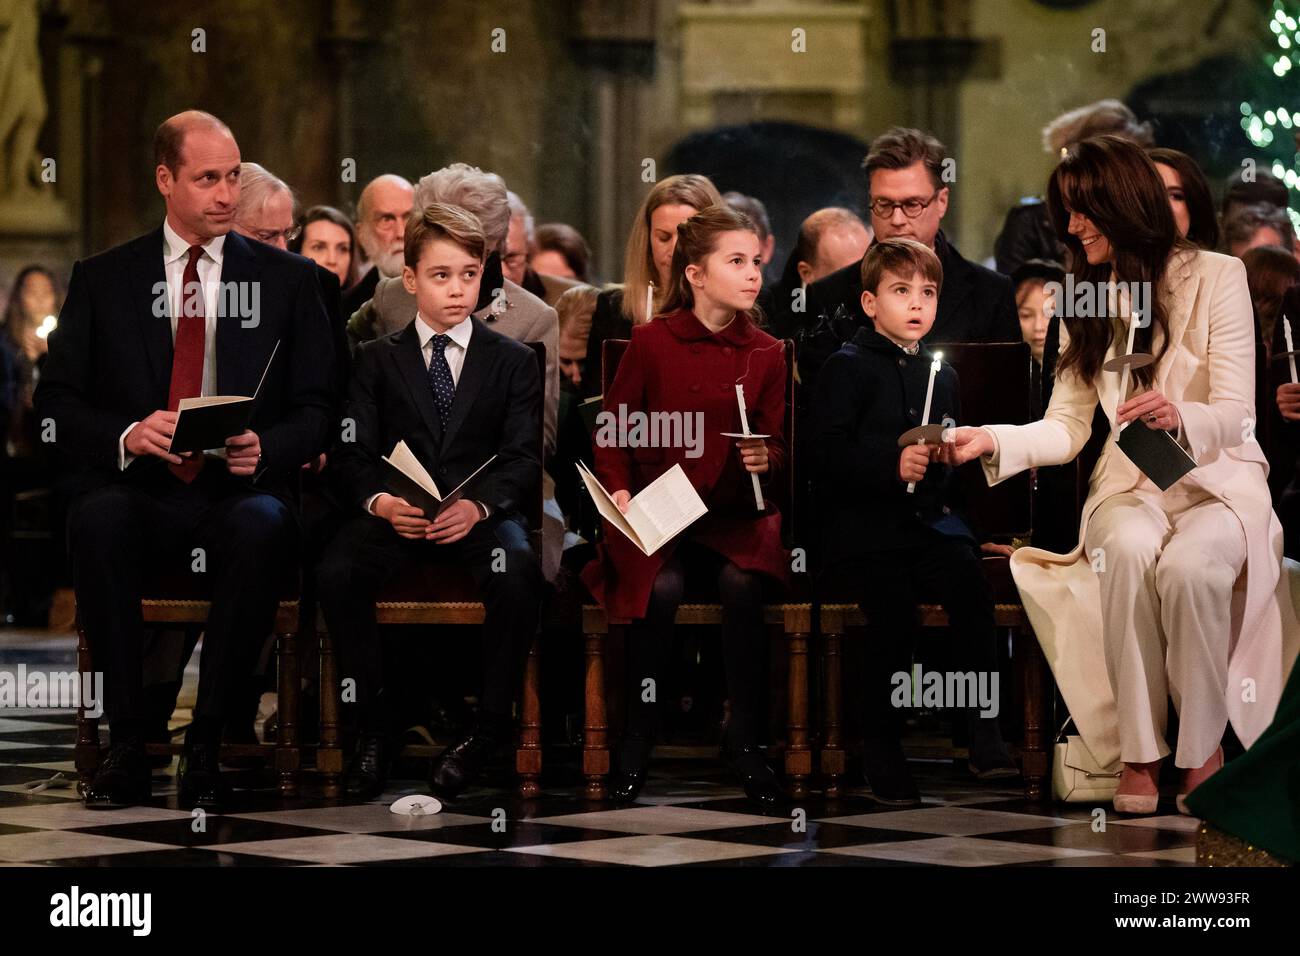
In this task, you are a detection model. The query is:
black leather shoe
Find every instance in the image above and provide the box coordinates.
[344,734,391,800]
[429,727,506,799]
[609,735,654,804]
[967,714,1020,781]
[721,743,786,809]
[178,742,231,812]
[862,735,921,807]
[85,741,151,809]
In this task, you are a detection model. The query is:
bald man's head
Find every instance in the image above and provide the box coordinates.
[357,174,414,277]
[153,111,241,245]
[154,111,235,175]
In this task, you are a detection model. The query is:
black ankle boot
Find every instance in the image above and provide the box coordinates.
[720,738,786,809]
[609,734,654,803]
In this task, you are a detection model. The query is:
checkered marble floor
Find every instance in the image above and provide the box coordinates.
[0,709,1200,868]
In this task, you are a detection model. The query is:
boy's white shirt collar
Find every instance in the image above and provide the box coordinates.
[414,312,473,349]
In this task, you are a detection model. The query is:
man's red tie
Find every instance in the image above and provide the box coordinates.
[167,245,206,482]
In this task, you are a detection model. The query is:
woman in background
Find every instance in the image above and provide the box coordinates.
[580,174,723,400]
[1148,147,1220,252]
[291,205,359,291]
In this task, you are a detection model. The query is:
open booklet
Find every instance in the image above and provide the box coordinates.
[169,341,279,454]
[381,440,497,518]
[1116,420,1196,491]
[576,460,707,556]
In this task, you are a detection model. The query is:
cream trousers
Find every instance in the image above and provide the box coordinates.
[1083,480,1247,767]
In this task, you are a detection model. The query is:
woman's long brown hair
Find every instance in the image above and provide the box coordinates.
[1046,134,1193,390]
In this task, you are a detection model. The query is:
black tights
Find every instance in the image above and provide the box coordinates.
[623,541,766,750]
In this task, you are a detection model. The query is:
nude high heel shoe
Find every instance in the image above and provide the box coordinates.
[1113,760,1162,815]
[1176,746,1223,815]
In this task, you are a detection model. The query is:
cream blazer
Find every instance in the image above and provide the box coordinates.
[981,248,1300,767]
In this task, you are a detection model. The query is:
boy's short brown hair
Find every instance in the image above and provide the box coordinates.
[404,202,487,269]
[860,237,943,295]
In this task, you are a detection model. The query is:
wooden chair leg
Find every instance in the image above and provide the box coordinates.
[516,636,542,799]
[820,627,845,798]
[582,618,608,800]
[317,624,343,798]
[1019,626,1050,801]
[74,616,100,796]
[275,624,300,798]
[784,623,811,799]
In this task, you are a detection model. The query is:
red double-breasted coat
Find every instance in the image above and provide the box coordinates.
[581,307,791,621]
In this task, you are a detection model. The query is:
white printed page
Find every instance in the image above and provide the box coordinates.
[624,464,708,553]
[386,440,441,500]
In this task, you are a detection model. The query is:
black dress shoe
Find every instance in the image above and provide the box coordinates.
[85,741,151,809]
[609,735,654,804]
[429,725,507,799]
[862,735,921,807]
[344,734,391,800]
[721,743,786,809]
[967,714,1020,781]
[178,742,231,812]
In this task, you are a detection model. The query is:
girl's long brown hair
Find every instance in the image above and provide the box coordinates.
[657,204,765,325]
[1046,135,1192,390]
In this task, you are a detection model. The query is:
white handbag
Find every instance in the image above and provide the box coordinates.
[1051,717,1122,803]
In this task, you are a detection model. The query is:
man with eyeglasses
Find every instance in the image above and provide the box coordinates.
[344,174,415,319]
[805,126,1018,353]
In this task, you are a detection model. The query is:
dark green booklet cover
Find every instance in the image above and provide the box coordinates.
[1117,422,1196,490]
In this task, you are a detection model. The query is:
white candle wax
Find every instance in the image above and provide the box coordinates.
[1286,316,1297,385]
[735,384,765,511]
[1114,311,1139,437]
[908,352,942,495]
[645,282,654,322]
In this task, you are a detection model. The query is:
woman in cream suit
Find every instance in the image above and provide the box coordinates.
[946,136,1300,815]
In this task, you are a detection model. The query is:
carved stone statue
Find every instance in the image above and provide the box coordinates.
[0,0,50,200]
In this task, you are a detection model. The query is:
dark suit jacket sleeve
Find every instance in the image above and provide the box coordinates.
[755,344,788,490]
[329,337,380,509]
[34,259,137,470]
[811,351,902,497]
[475,344,543,516]
[257,265,335,475]
[313,265,349,408]
[989,272,1020,343]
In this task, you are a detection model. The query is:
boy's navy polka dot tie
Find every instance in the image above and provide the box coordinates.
[427,334,455,427]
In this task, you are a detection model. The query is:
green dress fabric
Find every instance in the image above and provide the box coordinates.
[1185,662,1300,862]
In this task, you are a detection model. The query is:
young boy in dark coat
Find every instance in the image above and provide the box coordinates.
[812,237,1016,806]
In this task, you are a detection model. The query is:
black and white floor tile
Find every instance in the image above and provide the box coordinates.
[0,632,1198,867]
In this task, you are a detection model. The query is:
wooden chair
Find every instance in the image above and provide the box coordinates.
[814,341,1057,800]
[74,573,303,798]
[315,342,549,799]
[581,338,819,799]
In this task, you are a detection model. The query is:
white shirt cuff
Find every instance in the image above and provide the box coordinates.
[119,422,139,471]
[364,493,385,514]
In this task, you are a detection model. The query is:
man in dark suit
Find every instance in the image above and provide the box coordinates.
[318,202,544,800]
[804,128,1019,376]
[35,110,335,810]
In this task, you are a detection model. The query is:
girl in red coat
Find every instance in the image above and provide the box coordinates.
[582,205,790,806]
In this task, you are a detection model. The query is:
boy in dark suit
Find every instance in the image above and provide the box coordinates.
[318,203,544,800]
[812,238,1016,806]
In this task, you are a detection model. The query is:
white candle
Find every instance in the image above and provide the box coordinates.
[1114,311,1139,438]
[907,351,942,494]
[1286,315,1297,385]
[735,384,766,511]
[645,281,654,323]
